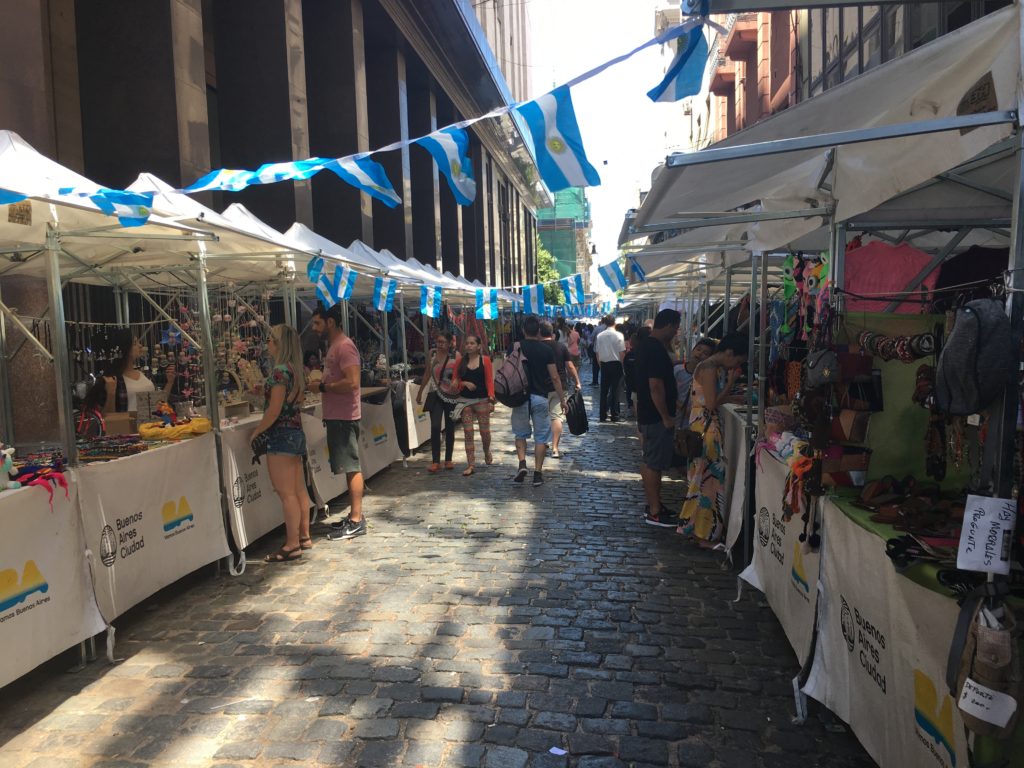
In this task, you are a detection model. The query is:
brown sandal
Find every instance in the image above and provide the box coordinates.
[444,461,455,470]
[299,537,313,550]
[265,545,302,563]
[463,466,475,476]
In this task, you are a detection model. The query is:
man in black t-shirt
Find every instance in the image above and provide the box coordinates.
[540,321,581,459]
[511,316,566,487]
[635,308,682,528]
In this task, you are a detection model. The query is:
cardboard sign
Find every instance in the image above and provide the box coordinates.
[956,495,1017,575]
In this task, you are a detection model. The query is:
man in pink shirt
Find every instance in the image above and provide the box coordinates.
[310,305,365,540]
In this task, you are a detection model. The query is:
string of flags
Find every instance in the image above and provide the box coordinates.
[372,277,398,312]
[559,274,586,305]
[421,285,444,318]
[598,261,628,293]
[6,8,711,231]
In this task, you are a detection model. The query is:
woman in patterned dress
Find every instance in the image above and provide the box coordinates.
[678,334,748,547]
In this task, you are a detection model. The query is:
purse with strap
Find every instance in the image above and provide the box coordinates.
[424,351,452,412]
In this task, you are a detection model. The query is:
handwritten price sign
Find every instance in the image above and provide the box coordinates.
[956,495,1017,575]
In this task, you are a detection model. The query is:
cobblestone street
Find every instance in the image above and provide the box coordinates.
[0,392,875,767]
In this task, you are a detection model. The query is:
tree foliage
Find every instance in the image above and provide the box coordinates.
[535,238,563,305]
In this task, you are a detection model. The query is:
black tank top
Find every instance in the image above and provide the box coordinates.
[460,361,486,396]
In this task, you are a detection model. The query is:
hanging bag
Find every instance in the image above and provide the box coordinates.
[566,390,589,436]
[936,298,1013,415]
[423,351,451,413]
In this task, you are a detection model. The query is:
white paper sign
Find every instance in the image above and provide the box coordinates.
[956,495,1017,575]
[958,677,1018,728]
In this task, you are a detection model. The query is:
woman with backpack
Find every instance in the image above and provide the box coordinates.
[452,334,495,476]
[251,324,311,562]
[415,330,459,472]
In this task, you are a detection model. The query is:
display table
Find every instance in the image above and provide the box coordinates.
[720,404,751,552]
[405,380,431,450]
[78,434,229,621]
[0,480,105,688]
[220,414,282,550]
[740,451,820,664]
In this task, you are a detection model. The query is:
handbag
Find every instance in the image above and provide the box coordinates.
[674,427,704,459]
[251,431,269,465]
[424,350,452,413]
[803,348,839,390]
[830,409,871,443]
[566,390,589,436]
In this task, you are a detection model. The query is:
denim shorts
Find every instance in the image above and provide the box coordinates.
[511,394,553,445]
[266,426,307,456]
[326,419,362,475]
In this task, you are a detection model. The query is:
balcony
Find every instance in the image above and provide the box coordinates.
[709,58,735,96]
[723,11,757,58]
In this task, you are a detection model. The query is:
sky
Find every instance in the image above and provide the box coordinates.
[527,0,682,282]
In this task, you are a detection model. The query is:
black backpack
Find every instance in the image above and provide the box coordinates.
[935,298,1013,415]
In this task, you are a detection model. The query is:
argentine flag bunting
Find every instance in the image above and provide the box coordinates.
[421,285,443,318]
[0,189,27,205]
[323,156,402,208]
[598,261,628,292]
[415,128,477,206]
[559,274,585,304]
[647,24,709,103]
[628,255,647,282]
[515,86,601,193]
[372,277,397,311]
[475,288,499,320]
[254,158,325,185]
[306,256,325,283]
[90,189,154,227]
[183,169,258,193]
[522,284,545,315]
[337,264,358,301]
[316,266,340,308]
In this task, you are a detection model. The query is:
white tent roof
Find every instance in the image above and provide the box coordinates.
[0,132,220,286]
[633,4,1020,255]
[282,223,382,275]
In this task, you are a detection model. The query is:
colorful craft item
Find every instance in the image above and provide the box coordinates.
[0,446,20,491]
[154,401,177,427]
[858,330,935,363]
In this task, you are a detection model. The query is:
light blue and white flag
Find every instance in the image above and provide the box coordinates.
[415,127,476,206]
[647,24,709,103]
[522,284,545,315]
[559,274,585,304]
[421,285,443,318]
[628,255,647,282]
[253,158,326,185]
[182,169,258,193]
[316,266,340,308]
[475,288,499,320]
[0,189,27,205]
[90,189,155,227]
[306,256,325,283]
[372,276,397,311]
[515,86,601,193]
[336,264,358,301]
[323,156,402,208]
[598,261,628,293]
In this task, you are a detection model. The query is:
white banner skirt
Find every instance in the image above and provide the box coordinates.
[78,435,230,621]
[0,481,105,688]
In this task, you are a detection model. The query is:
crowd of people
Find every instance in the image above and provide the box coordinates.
[252,305,746,562]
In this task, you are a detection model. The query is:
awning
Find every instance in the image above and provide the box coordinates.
[633,4,1020,254]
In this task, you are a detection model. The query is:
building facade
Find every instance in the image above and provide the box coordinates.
[536,187,593,292]
[0,0,544,287]
[665,0,1011,150]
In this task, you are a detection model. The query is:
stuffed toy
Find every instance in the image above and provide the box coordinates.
[154,401,177,427]
[0,445,20,491]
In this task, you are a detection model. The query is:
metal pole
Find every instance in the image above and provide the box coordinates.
[743,253,759,572]
[114,286,124,325]
[0,281,13,445]
[397,294,409,375]
[382,309,391,365]
[723,266,732,335]
[758,251,769,434]
[45,227,77,465]
[121,286,130,325]
[702,279,711,335]
[195,255,220,425]
[341,300,350,336]
[994,131,1024,499]
[421,313,430,360]
[830,221,846,315]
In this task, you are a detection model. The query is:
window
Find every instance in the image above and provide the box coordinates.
[862,6,882,71]
[809,8,823,94]
[909,3,940,49]
[883,5,905,61]
[823,7,840,90]
[945,0,973,31]
[842,6,860,80]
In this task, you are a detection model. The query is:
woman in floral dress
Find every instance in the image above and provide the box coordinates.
[678,334,748,547]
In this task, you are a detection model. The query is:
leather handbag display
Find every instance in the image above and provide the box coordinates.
[830,409,871,443]
[803,348,840,390]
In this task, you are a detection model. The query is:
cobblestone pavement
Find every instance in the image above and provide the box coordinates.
[0,389,876,768]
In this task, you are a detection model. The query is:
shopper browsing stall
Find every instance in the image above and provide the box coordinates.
[452,333,494,476]
[310,304,367,541]
[416,331,460,472]
[250,325,311,562]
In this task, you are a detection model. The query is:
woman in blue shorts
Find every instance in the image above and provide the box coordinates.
[252,324,312,562]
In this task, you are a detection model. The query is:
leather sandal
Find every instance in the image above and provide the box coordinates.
[299,536,313,550]
[462,466,475,476]
[265,545,302,563]
[428,463,441,473]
